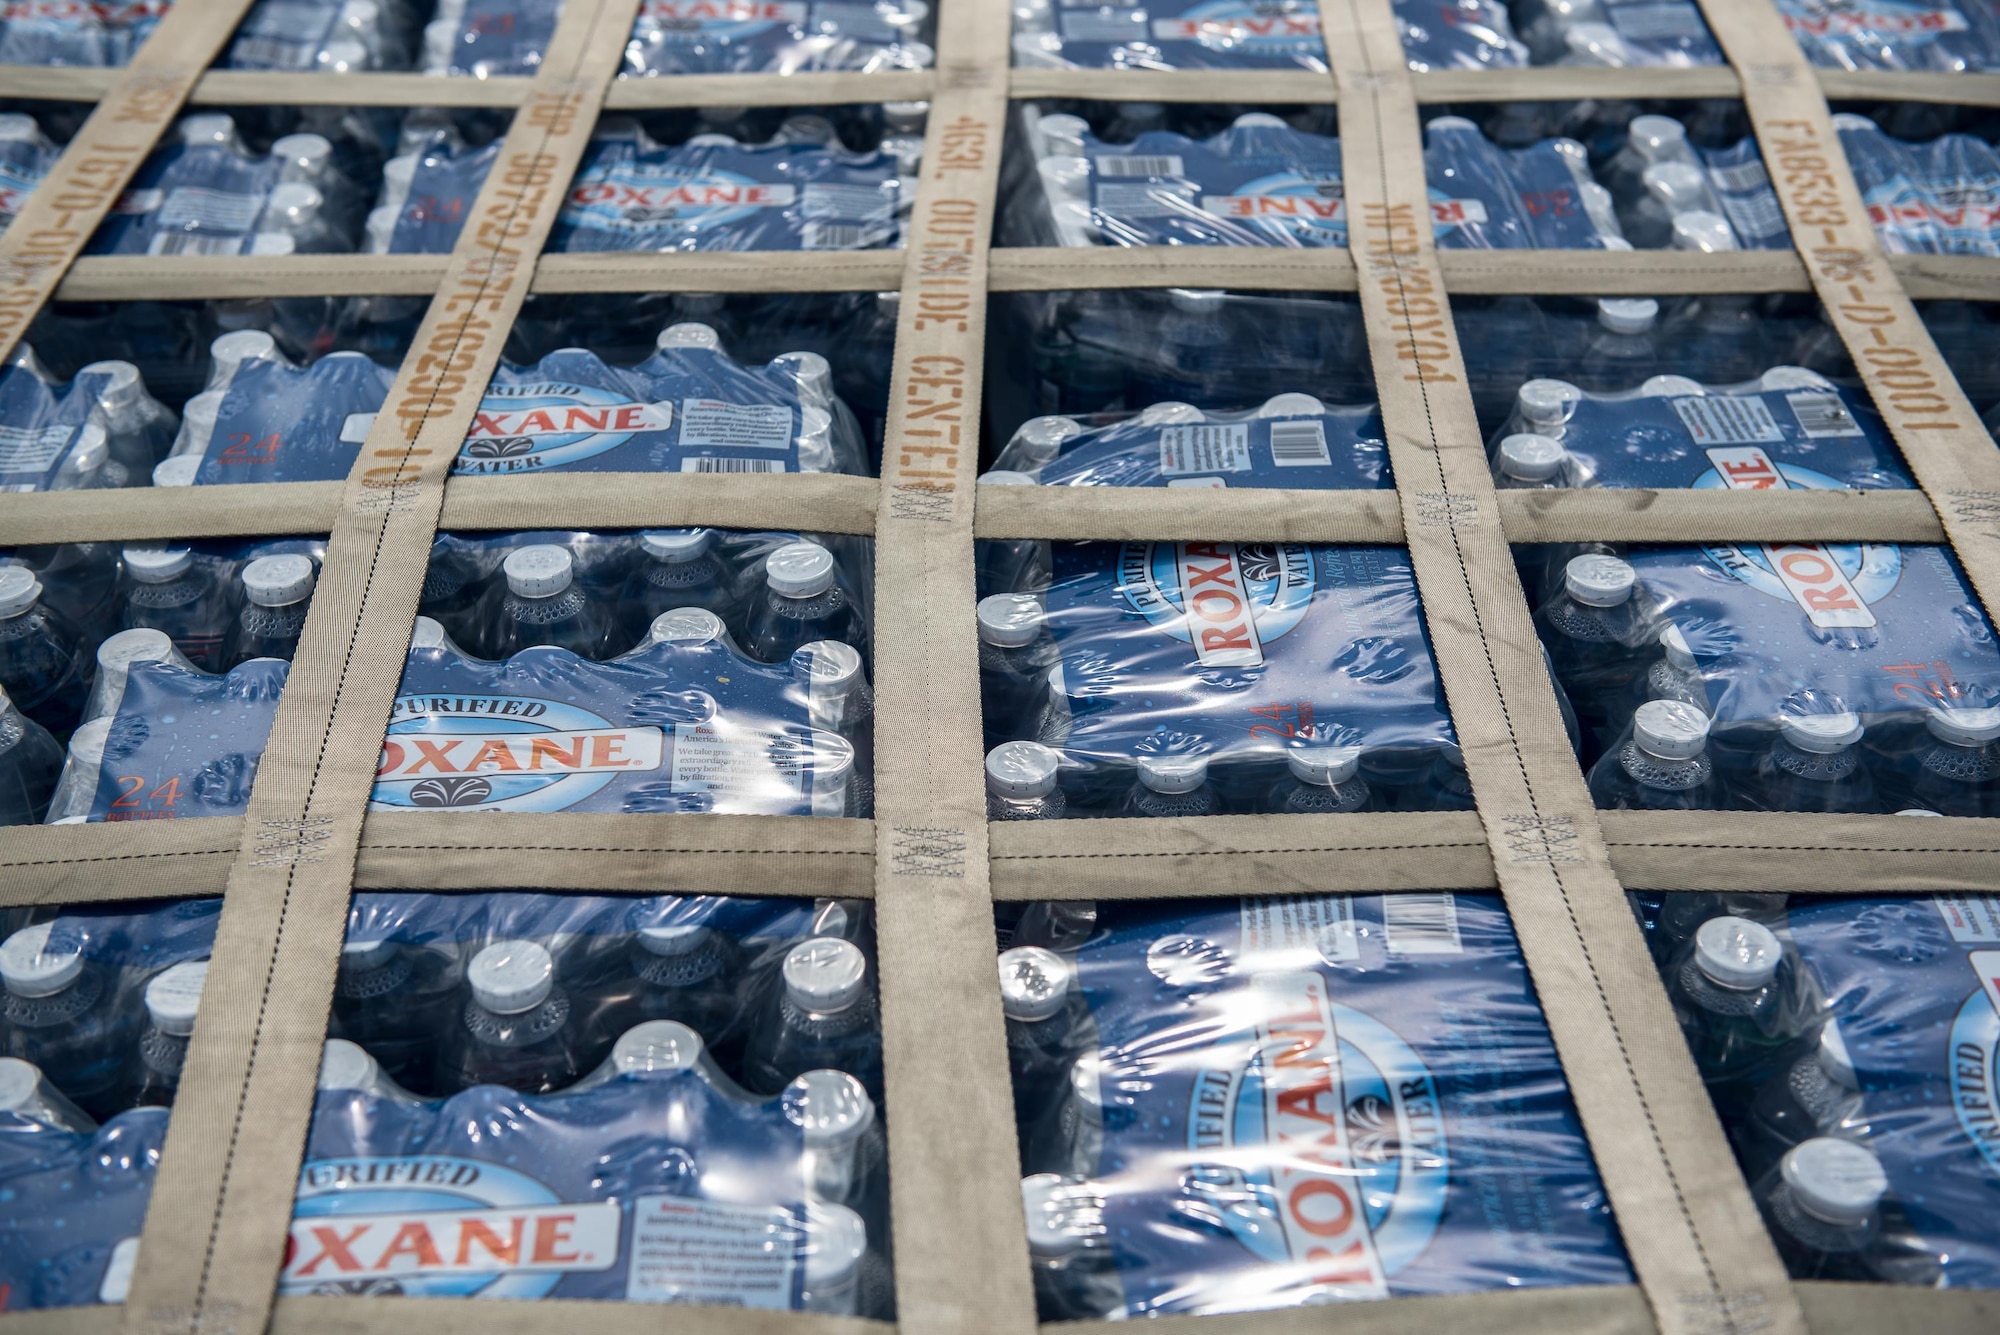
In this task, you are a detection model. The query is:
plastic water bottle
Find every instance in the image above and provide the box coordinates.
[490,545,610,660]
[786,1067,887,1221]
[317,1037,423,1103]
[986,741,1068,820]
[1745,1020,1863,1173]
[0,565,89,734]
[0,1056,96,1132]
[126,960,208,1108]
[0,921,138,1118]
[0,688,67,825]
[42,716,108,824]
[1588,699,1724,809]
[1667,915,1809,1083]
[229,554,316,666]
[613,919,743,1053]
[1001,945,1087,1144]
[205,328,287,391]
[1756,1138,1888,1281]
[744,542,861,664]
[1536,552,1656,748]
[744,937,883,1101]
[1581,298,1661,384]
[79,360,176,479]
[1267,741,1372,813]
[978,594,1060,752]
[1650,892,1784,965]
[1021,1174,1119,1320]
[85,628,191,723]
[48,423,126,492]
[1120,753,1221,818]
[119,545,234,673]
[1738,710,1877,814]
[1492,432,1576,489]
[622,529,734,644]
[1633,623,1708,715]
[1880,704,2000,817]
[439,939,580,1095]
[329,937,456,1095]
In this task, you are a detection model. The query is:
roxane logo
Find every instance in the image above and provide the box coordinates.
[1151,0,1322,54]
[284,1156,618,1299]
[455,381,674,473]
[1188,974,1447,1293]
[638,0,805,40]
[1697,445,1902,630]
[1782,1,1968,40]
[1949,950,2000,1178]
[1118,541,1315,668]
[569,166,795,234]
[373,695,665,812]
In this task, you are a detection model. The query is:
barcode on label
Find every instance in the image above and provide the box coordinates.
[1787,391,1864,438]
[1720,190,1788,243]
[683,457,785,473]
[1604,0,1707,40]
[1268,419,1331,467]
[229,35,316,67]
[1383,893,1463,955]
[801,221,886,250]
[1707,157,1772,194]
[1059,8,1145,39]
[157,187,263,232]
[147,231,246,256]
[1092,154,1187,179]
[1094,181,1195,217]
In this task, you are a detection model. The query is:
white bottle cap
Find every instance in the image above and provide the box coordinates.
[410,616,450,650]
[468,939,554,1014]
[1640,374,1706,398]
[1629,114,1688,153]
[636,923,712,956]
[180,389,224,440]
[1257,392,1325,418]
[1517,378,1581,428]
[66,422,108,472]
[1021,1174,1095,1258]
[657,322,720,351]
[0,113,38,143]
[610,1019,705,1073]
[0,922,83,998]
[783,937,868,1012]
[179,113,237,147]
[1597,298,1658,335]
[785,1068,875,1146]
[1782,1138,1888,1227]
[1497,432,1568,483]
[1137,752,1208,794]
[145,960,208,1037]
[0,566,40,618]
[1286,742,1362,785]
[1672,210,1738,252]
[1634,699,1710,760]
[1778,710,1862,753]
[978,470,1037,486]
[0,1056,42,1109]
[265,181,324,225]
[1035,112,1088,153]
[999,946,1072,1022]
[1925,705,2000,746]
[341,937,397,971]
[318,1038,381,1092]
[775,351,833,406]
[766,542,836,599]
[1424,115,1480,135]
[1831,112,1881,134]
[1137,401,1204,425]
[1232,112,1290,129]
[1642,159,1708,203]
[1167,288,1224,314]
[977,593,1044,648]
[1693,916,1782,990]
[82,360,142,412]
[1818,1019,1857,1089]
[1011,416,1084,465]
[796,640,864,696]
[1564,553,1636,607]
[124,544,193,583]
[211,328,276,375]
[97,627,176,683]
[804,1202,867,1287]
[986,741,1061,801]
[502,545,573,598]
[153,456,200,487]
[67,717,111,768]
[639,528,713,561]
[273,132,333,172]
[1660,623,1697,670]
[242,554,315,607]
[1760,366,1835,391]
[1896,806,1947,816]
[649,608,726,645]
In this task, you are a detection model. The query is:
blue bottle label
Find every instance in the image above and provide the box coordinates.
[1038,409,1389,490]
